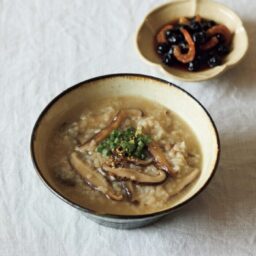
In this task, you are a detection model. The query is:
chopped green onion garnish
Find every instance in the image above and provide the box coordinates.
[97,127,151,159]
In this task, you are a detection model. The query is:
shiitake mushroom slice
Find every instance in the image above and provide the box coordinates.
[103,165,167,185]
[148,142,176,177]
[70,152,123,201]
[77,109,143,152]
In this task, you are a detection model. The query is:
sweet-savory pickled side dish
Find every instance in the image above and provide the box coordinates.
[155,15,232,71]
[47,97,201,215]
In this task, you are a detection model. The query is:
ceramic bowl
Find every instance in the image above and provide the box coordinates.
[136,0,248,82]
[31,74,220,229]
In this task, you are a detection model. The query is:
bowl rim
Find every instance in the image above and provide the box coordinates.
[30,73,221,219]
[135,0,249,82]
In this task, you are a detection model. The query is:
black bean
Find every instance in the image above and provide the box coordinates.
[192,31,207,44]
[187,59,201,71]
[162,53,176,66]
[217,44,230,56]
[208,55,221,67]
[216,33,225,43]
[189,21,201,32]
[201,20,216,30]
[156,43,170,56]
[180,42,189,54]
[166,31,184,44]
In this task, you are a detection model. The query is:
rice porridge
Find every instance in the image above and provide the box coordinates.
[47,96,201,215]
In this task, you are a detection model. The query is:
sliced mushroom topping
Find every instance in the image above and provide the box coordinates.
[119,181,134,202]
[148,142,176,177]
[98,167,117,182]
[173,28,196,63]
[122,181,140,204]
[166,168,200,197]
[106,155,153,169]
[103,165,167,184]
[69,152,123,201]
[77,109,142,152]
[126,157,153,166]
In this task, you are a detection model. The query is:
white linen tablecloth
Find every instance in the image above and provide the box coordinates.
[0,0,255,255]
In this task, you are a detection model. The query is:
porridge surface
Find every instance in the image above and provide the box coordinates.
[47,96,201,215]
